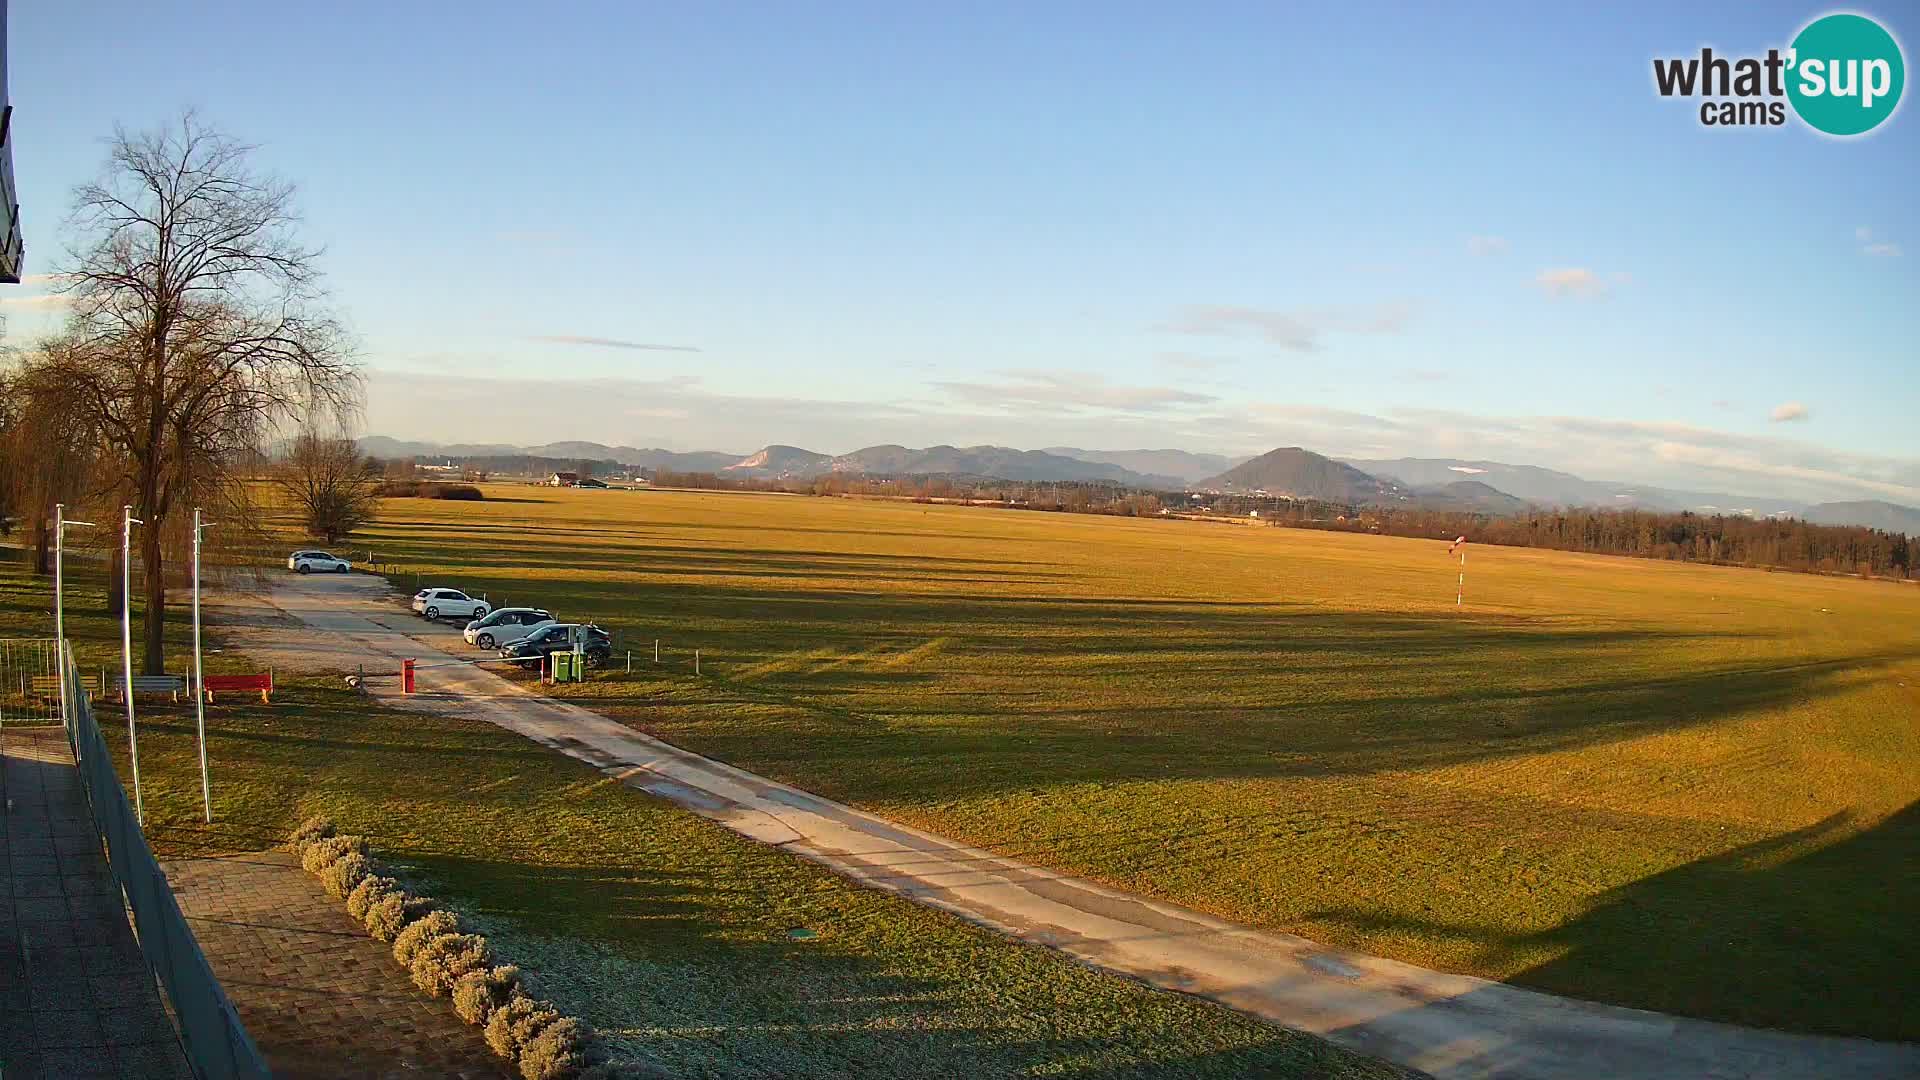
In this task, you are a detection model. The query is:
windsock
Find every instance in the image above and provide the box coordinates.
[1448,536,1468,555]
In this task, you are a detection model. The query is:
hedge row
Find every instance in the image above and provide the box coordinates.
[288,816,643,1079]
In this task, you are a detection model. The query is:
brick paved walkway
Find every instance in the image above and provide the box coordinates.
[1,724,193,1080]
[160,848,508,1079]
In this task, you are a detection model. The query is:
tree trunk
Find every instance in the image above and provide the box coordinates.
[141,516,167,675]
[107,544,124,613]
[32,514,51,575]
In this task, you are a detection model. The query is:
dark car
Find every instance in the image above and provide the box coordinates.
[500,623,611,669]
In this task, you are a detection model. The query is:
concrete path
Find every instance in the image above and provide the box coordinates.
[160,849,508,1079]
[1,725,194,1080]
[232,572,1920,1080]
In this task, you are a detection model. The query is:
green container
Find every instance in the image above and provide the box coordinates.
[551,653,578,682]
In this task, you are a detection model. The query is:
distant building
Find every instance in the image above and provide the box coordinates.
[576,477,608,489]
[548,472,579,487]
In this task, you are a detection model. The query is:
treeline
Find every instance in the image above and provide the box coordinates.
[647,470,1169,516]
[1274,502,1918,580]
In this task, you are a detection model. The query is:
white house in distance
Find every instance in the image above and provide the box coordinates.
[547,471,579,487]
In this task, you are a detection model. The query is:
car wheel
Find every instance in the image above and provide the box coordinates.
[297,564,310,574]
[473,607,488,620]
[335,563,348,573]
[425,606,439,620]
[477,633,495,649]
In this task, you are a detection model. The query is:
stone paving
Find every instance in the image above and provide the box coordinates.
[160,848,508,1079]
[0,724,193,1080]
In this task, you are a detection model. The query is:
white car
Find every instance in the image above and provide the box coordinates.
[288,550,351,574]
[412,588,490,622]
[462,607,555,649]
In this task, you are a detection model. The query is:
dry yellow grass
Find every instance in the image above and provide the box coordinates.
[353,486,1919,1037]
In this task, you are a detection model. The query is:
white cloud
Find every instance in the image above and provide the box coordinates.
[0,294,70,307]
[1534,268,1619,298]
[1652,441,1919,503]
[1769,401,1810,423]
[935,369,1216,413]
[1448,465,1487,475]
[1856,226,1902,257]
[1466,235,1509,257]
[1162,301,1413,352]
[528,334,702,353]
[1156,352,1234,372]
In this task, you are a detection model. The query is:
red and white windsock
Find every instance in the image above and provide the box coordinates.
[1448,536,1468,556]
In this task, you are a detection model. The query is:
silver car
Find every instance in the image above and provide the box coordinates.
[462,607,556,649]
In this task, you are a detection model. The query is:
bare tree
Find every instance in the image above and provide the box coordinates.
[28,112,358,672]
[0,341,113,577]
[276,430,380,544]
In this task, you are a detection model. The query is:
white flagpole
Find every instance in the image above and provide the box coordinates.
[56,503,67,731]
[122,505,145,825]
[193,509,215,824]
[53,507,96,732]
[1458,547,1466,606]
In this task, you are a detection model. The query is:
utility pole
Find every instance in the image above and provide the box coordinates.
[192,509,216,823]
[121,505,145,825]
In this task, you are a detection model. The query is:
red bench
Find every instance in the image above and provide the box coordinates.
[203,671,273,704]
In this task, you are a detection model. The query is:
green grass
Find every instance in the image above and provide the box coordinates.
[0,555,1409,1079]
[345,486,1918,1039]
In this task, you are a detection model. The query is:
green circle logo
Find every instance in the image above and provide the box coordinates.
[1787,13,1905,136]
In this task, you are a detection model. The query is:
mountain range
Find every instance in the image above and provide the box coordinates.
[359,436,1918,534]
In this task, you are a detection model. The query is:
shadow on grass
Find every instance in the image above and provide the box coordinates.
[391,852,1409,1080]
[1313,801,1920,1043]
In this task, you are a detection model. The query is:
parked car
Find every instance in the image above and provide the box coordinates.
[500,623,611,669]
[463,607,555,649]
[288,550,351,574]
[412,588,489,622]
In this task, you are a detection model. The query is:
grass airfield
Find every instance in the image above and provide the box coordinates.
[344,485,1920,1039]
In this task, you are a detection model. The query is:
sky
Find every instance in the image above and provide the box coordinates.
[5,1,1917,504]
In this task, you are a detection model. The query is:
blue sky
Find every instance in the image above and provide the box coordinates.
[6,1,1916,503]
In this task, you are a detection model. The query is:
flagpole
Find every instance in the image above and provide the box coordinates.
[122,505,145,826]
[1458,547,1466,607]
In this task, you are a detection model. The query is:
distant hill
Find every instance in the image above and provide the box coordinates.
[1043,447,1240,484]
[1801,500,1920,535]
[1408,480,1531,514]
[725,445,835,477]
[1345,457,1799,517]
[717,443,1180,486]
[837,445,1176,485]
[360,436,742,472]
[1201,447,1403,502]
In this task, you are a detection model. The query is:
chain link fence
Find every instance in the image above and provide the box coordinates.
[50,638,272,1079]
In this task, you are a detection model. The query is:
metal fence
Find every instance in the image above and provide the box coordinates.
[53,638,272,1079]
[1,636,61,725]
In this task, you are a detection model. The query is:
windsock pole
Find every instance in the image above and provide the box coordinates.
[1449,536,1468,607]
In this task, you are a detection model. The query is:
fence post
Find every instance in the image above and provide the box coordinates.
[695,649,701,676]
[654,639,659,663]
[625,651,632,674]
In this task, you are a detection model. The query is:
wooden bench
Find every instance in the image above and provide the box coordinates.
[29,675,61,701]
[123,675,186,702]
[203,671,273,704]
